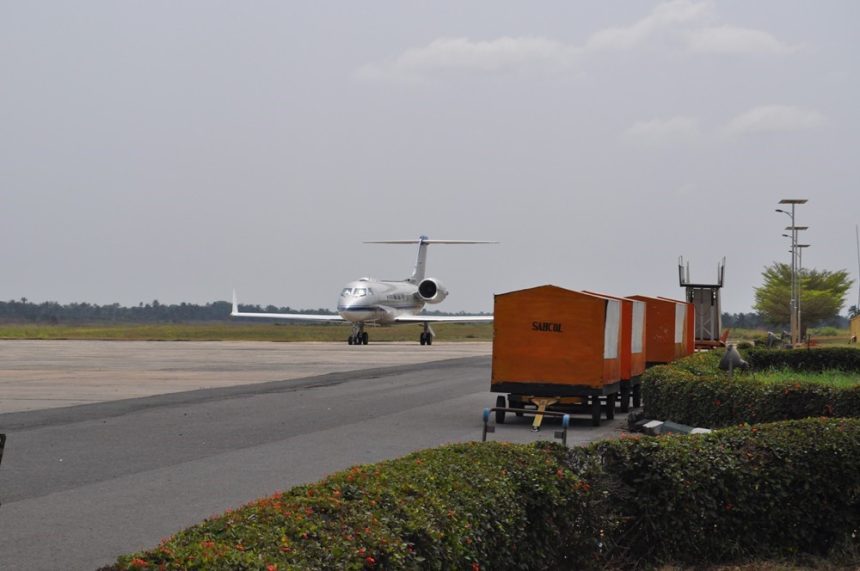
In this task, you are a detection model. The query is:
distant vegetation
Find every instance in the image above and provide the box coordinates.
[0,299,847,345]
[0,298,330,323]
[722,310,850,330]
[0,322,494,342]
[0,298,494,341]
[0,298,488,324]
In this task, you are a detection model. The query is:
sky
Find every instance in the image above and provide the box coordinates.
[1,1,858,314]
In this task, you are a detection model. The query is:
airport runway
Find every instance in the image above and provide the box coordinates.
[0,341,628,570]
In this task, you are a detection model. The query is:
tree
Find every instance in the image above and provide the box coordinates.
[753,262,854,333]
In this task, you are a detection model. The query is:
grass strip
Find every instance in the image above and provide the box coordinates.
[0,322,493,342]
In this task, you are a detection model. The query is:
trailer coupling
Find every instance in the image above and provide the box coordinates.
[482,408,570,446]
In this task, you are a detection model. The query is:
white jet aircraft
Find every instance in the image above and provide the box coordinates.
[231,236,496,346]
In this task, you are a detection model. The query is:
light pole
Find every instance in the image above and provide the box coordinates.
[796,244,810,340]
[776,199,808,345]
[787,225,808,341]
[775,211,796,342]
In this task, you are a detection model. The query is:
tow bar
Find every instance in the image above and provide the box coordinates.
[482,408,570,446]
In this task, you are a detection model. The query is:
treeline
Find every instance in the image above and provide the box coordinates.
[0,298,334,324]
[0,299,842,327]
[721,311,850,330]
[0,299,488,324]
[721,312,767,329]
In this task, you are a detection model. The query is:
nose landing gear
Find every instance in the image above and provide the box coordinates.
[347,324,369,346]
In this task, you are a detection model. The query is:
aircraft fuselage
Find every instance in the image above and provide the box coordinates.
[337,279,424,324]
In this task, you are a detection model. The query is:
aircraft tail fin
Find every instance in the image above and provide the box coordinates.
[364,236,498,283]
[231,289,238,316]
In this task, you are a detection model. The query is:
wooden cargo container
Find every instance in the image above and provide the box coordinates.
[585,291,646,411]
[491,285,622,425]
[628,295,693,365]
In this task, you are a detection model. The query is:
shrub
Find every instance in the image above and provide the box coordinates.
[110,442,609,570]
[575,418,860,565]
[643,349,860,428]
[745,346,860,372]
[808,326,845,337]
[108,420,860,570]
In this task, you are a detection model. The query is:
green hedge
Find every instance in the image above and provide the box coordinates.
[746,346,860,372]
[110,419,860,570]
[111,443,608,570]
[643,350,860,428]
[579,418,860,565]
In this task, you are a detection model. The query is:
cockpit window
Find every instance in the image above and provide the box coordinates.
[341,288,353,297]
[354,288,367,297]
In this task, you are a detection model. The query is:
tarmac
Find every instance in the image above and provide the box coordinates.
[0,340,492,414]
[0,340,629,570]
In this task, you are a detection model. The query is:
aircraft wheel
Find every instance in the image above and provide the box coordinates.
[426,335,432,346]
[347,335,353,345]
[362,332,369,345]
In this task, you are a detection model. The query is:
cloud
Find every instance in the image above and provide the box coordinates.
[723,105,826,136]
[621,116,700,145]
[685,25,797,55]
[356,1,796,81]
[354,37,577,82]
[585,0,712,52]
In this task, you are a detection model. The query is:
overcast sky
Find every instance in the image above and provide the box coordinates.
[1,1,858,314]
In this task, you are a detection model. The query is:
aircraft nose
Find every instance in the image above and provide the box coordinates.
[338,299,362,319]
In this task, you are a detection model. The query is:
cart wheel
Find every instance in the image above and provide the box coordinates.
[620,385,630,413]
[632,385,642,409]
[509,396,524,417]
[495,395,506,424]
[605,397,615,420]
[591,397,601,426]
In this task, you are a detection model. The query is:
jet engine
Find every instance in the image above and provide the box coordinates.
[416,278,449,304]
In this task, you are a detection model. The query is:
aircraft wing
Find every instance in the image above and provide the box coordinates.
[393,314,493,323]
[230,291,344,322]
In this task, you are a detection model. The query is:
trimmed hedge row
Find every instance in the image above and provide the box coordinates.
[111,418,860,570]
[583,418,860,565]
[746,346,860,372]
[111,443,607,570]
[643,350,860,428]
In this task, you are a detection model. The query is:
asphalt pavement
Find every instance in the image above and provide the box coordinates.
[0,343,628,570]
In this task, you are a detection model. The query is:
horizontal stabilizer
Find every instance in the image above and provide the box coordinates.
[365,240,498,245]
[366,235,498,284]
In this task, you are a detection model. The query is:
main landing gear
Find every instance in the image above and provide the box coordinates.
[419,322,434,346]
[347,323,369,346]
